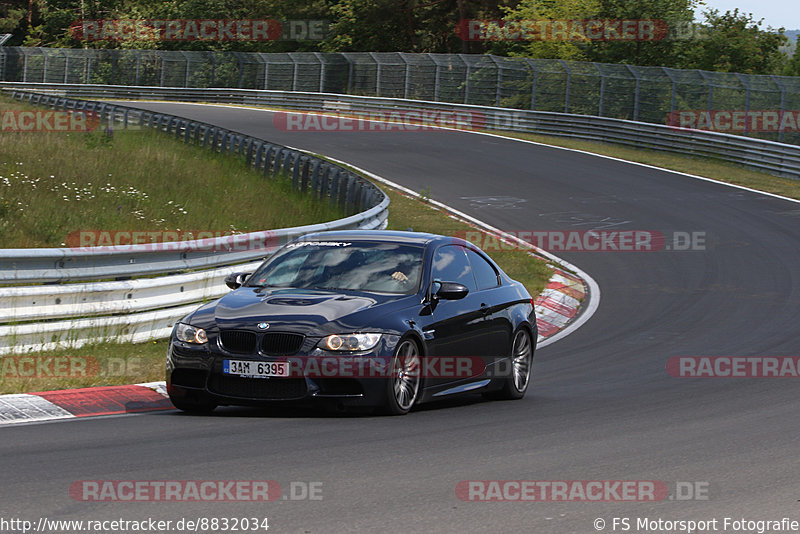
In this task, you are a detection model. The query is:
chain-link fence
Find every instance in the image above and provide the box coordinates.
[2,47,799,145]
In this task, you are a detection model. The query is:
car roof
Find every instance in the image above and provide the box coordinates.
[298,230,461,247]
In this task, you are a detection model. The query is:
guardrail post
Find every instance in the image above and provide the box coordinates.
[325,166,337,205]
[258,144,270,175]
[252,141,264,169]
[271,147,284,176]
[282,150,293,177]
[342,174,355,213]
[291,152,302,189]
[310,159,322,198]
[300,157,310,192]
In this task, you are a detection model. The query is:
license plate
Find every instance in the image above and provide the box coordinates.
[223,359,289,378]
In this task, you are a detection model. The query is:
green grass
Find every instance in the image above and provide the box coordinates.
[0,96,344,248]
[0,341,168,394]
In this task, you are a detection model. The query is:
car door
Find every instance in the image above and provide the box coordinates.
[422,245,487,388]
[465,247,513,369]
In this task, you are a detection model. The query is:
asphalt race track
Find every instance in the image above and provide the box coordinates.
[2,102,799,533]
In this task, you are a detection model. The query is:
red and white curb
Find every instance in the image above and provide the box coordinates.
[0,382,171,425]
[535,268,585,341]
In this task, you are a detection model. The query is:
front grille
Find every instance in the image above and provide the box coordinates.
[219,330,257,354]
[208,374,308,400]
[260,333,304,356]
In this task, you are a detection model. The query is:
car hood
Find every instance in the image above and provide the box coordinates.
[188,287,413,336]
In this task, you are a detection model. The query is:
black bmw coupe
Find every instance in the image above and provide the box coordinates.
[167,230,537,415]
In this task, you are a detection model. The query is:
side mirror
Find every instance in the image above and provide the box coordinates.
[224,272,251,290]
[435,281,469,300]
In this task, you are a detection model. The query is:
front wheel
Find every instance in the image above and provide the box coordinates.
[379,337,422,415]
[485,328,533,401]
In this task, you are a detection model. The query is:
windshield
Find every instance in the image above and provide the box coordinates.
[247,241,424,294]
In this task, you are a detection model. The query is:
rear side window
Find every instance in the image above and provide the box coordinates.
[467,249,500,290]
[431,245,476,291]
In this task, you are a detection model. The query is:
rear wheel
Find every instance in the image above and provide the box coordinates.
[380,338,422,415]
[485,328,533,401]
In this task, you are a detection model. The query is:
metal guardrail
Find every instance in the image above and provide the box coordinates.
[0,88,390,354]
[2,82,798,180]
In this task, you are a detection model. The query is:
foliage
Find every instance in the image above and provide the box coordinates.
[0,0,797,75]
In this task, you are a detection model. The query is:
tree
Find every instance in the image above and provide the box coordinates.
[782,36,800,76]
[0,0,26,38]
[684,9,787,74]
[321,0,511,53]
[584,0,701,67]
[493,0,602,60]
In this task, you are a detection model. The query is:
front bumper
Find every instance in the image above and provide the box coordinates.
[166,336,399,408]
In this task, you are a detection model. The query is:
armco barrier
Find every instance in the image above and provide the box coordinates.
[2,83,798,180]
[0,89,389,354]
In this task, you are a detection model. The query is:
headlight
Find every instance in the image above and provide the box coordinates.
[175,323,208,344]
[319,333,381,352]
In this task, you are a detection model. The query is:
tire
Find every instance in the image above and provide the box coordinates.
[485,328,533,401]
[379,337,422,415]
[169,395,217,414]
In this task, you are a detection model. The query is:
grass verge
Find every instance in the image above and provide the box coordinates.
[0,95,344,248]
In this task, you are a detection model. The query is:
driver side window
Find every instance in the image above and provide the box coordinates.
[431,245,477,292]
